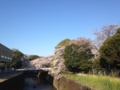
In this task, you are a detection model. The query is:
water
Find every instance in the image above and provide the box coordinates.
[23,77,56,90]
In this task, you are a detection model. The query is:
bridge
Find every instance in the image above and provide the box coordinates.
[16,68,51,72]
[16,68,52,78]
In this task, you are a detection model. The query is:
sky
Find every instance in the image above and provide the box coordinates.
[0,0,120,56]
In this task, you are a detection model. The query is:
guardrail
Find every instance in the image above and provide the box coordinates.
[16,68,51,71]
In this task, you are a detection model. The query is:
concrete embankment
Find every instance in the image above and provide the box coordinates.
[46,73,96,90]
[0,71,96,90]
[0,71,56,90]
[0,72,24,90]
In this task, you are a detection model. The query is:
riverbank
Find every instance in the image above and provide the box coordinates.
[0,71,56,90]
[0,72,24,90]
[0,72,23,83]
[48,72,95,90]
[62,73,120,90]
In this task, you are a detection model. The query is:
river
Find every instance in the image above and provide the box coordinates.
[23,77,56,90]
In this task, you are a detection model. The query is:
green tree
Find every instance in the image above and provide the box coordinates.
[100,28,120,70]
[56,38,71,48]
[93,24,119,50]
[29,55,40,61]
[11,49,24,68]
[63,44,92,72]
[93,58,101,70]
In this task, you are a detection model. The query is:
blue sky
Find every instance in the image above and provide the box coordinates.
[0,0,120,56]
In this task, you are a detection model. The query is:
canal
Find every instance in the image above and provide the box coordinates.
[0,71,56,90]
[22,71,56,90]
[23,77,56,90]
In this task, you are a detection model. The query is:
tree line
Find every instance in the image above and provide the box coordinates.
[10,49,40,68]
[10,24,120,74]
[61,24,120,74]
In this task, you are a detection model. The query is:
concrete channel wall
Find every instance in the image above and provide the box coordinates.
[46,73,96,90]
[0,71,96,90]
[0,73,24,90]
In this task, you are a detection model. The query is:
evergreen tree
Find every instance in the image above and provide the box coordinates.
[100,28,120,69]
[56,38,71,48]
[29,55,40,61]
[11,49,24,68]
[63,44,92,72]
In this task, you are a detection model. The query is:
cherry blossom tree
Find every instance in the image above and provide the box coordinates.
[93,24,119,50]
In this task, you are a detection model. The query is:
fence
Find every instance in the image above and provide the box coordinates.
[88,69,120,77]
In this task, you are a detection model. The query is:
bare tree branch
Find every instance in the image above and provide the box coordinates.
[92,24,119,50]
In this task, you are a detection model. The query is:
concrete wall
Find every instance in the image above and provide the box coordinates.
[0,71,96,90]
[46,73,96,90]
[0,73,24,90]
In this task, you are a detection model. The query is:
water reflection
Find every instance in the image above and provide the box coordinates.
[23,77,56,90]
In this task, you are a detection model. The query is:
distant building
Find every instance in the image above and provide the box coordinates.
[0,43,12,71]
[0,43,12,62]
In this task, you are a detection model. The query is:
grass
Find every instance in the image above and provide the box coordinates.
[61,72,120,90]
